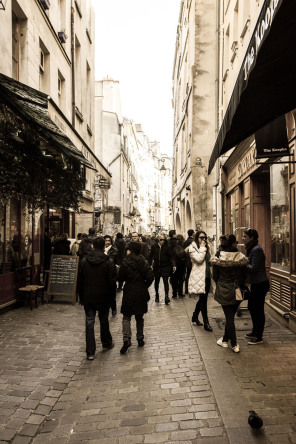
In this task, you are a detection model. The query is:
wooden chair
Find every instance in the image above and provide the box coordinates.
[16,267,45,310]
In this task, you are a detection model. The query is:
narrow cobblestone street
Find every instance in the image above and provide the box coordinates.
[1,289,296,444]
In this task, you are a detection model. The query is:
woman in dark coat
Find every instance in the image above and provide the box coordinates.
[53,233,71,255]
[242,228,270,345]
[148,235,172,305]
[118,241,154,354]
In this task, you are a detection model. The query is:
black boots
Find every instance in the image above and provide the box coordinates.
[120,340,132,354]
[192,314,203,326]
[155,293,159,302]
[204,323,213,332]
[165,294,170,305]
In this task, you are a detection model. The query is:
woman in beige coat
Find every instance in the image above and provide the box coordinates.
[186,231,212,332]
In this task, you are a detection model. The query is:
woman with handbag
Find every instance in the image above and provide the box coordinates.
[118,242,154,354]
[210,234,248,353]
[186,231,212,331]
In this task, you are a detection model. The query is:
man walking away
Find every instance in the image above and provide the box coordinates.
[104,235,118,316]
[78,237,116,360]
[77,228,96,261]
[167,230,177,297]
[183,229,194,294]
[131,232,149,259]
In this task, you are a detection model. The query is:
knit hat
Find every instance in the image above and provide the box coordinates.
[127,241,141,255]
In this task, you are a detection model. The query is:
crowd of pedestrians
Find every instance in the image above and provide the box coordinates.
[51,226,269,360]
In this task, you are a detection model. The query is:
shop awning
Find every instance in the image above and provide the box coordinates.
[0,73,95,169]
[208,0,296,174]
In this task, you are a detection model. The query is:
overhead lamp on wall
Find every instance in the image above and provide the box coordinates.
[0,0,7,10]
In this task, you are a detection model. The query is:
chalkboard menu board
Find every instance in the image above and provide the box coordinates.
[48,255,79,303]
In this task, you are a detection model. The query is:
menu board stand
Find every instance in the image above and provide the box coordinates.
[47,255,79,304]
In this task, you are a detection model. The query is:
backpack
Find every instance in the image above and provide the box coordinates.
[174,244,186,265]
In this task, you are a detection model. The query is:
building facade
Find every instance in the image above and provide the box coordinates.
[95,78,171,236]
[210,0,296,331]
[0,0,110,309]
[172,0,217,238]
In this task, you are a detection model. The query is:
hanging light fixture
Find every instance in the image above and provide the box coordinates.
[0,0,7,10]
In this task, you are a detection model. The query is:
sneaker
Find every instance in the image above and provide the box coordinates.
[245,332,256,339]
[120,340,132,354]
[137,339,145,347]
[112,310,117,316]
[248,338,263,345]
[102,342,115,351]
[87,355,94,360]
[232,344,240,353]
[217,338,228,348]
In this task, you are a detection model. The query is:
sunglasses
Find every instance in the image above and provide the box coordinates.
[199,236,207,240]
[159,239,165,241]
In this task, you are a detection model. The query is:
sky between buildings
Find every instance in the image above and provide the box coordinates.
[94,0,181,155]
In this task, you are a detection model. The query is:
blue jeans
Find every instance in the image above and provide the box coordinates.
[222,304,239,347]
[248,280,270,340]
[84,306,112,355]
[122,315,144,342]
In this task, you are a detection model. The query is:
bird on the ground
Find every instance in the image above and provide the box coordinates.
[248,410,263,430]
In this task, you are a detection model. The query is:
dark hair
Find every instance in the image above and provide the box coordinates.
[93,237,105,250]
[195,231,207,248]
[169,229,176,238]
[188,229,194,237]
[89,227,95,235]
[176,234,184,245]
[127,241,141,255]
[77,233,82,240]
[219,234,237,251]
[244,228,259,240]
[104,235,113,245]
[116,232,123,239]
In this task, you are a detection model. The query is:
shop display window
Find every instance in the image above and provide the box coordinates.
[0,204,4,274]
[270,160,290,270]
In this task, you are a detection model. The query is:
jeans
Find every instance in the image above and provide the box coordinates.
[84,306,113,355]
[193,277,211,322]
[222,304,239,347]
[248,280,270,340]
[122,314,144,341]
[185,264,192,294]
[171,265,185,296]
[154,276,169,295]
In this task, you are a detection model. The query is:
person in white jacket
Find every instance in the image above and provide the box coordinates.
[186,231,212,332]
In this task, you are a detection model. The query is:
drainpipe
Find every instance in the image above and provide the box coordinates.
[71,0,75,127]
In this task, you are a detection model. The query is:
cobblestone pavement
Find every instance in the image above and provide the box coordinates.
[0,288,296,444]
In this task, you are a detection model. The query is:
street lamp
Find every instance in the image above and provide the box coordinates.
[160,156,173,177]
[0,0,7,10]
[130,189,138,202]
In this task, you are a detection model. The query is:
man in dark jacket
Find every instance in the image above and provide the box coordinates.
[148,235,172,305]
[167,229,177,297]
[115,232,126,292]
[104,235,118,316]
[78,237,116,360]
[183,229,195,294]
[77,227,96,261]
[131,232,149,259]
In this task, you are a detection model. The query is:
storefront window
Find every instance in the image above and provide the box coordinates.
[270,160,290,270]
[244,204,250,228]
[4,199,19,272]
[0,204,4,274]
